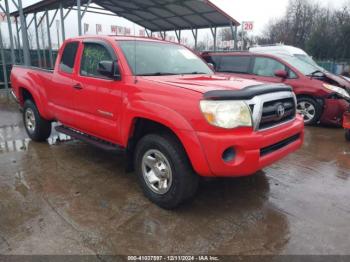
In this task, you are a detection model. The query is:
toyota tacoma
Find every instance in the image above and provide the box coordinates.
[11,36,304,209]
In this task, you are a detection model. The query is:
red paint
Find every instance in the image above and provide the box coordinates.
[10,36,304,177]
[343,111,350,129]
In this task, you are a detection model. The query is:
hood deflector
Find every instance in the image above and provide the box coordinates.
[203,84,293,100]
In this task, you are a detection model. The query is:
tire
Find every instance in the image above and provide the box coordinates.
[134,133,199,209]
[346,129,350,141]
[296,97,322,125]
[23,99,52,142]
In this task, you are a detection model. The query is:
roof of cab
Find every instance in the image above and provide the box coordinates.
[67,35,177,44]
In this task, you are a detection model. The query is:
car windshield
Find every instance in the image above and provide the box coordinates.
[276,54,322,76]
[118,40,213,76]
[294,53,327,73]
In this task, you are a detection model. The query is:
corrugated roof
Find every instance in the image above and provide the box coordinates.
[11,0,240,31]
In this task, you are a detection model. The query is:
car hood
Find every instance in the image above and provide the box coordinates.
[323,71,350,91]
[141,74,273,93]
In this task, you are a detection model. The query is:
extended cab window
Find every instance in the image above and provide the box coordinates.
[60,42,79,73]
[80,43,113,77]
[217,56,251,73]
[252,57,285,77]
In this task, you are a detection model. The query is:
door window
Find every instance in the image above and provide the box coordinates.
[80,43,113,78]
[217,56,251,73]
[60,41,79,73]
[252,57,286,77]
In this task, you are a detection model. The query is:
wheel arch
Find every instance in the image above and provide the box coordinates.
[125,116,211,176]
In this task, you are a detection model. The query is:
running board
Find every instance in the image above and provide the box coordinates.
[55,125,123,152]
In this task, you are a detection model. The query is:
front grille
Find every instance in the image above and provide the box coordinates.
[258,98,296,130]
[260,133,300,157]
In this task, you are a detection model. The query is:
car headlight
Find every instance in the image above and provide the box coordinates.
[323,84,350,98]
[200,100,252,129]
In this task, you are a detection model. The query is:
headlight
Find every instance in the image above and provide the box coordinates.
[200,100,252,129]
[323,84,350,98]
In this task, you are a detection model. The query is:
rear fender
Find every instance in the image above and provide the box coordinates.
[17,79,51,120]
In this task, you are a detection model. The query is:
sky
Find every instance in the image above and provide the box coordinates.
[0,0,348,48]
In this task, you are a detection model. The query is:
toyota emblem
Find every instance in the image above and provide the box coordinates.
[276,104,285,118]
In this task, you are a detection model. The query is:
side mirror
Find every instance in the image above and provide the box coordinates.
[274,69,288,79]
[97,60,121,80]
[207,63,215,71]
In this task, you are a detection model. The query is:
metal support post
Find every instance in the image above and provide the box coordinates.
[77,0,82,36]
[45,11,54,68]
[34,13,42,67]
[234,26,238,50]
[241,23,244,50]
[191,29,198,50]
[230,23,236,50]
[17,0,31,65]
[15,17,22,63]
[210,27,217,51]
[59,2,66,41]
[40,19,47,68]
[4,0,16,64]
[175,30,181,43]
[81,0,92,18]
[0,27,9,95]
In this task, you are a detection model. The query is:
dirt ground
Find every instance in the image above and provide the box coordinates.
[0,94,349,256]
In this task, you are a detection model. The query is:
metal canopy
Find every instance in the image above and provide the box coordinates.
[11,0,240,31]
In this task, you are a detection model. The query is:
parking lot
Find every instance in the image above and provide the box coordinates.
[0,95,349,255]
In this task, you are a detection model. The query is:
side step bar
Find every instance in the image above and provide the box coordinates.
[55,125,124,152]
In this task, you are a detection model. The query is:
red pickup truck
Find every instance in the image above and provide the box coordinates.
[10,36,304,209]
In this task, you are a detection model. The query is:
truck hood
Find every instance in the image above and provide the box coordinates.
[141,74,269,93]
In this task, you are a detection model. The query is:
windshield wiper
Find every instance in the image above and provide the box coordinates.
[138,72,178,76]
[307,70,325,77]
[181,72,208,75]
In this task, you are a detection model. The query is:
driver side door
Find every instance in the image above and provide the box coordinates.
[70,40,123,143]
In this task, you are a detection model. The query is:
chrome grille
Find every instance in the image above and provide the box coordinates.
[259,98,296,130]
[246,91,297,131]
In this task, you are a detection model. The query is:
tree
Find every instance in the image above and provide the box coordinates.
[259,0,350,60]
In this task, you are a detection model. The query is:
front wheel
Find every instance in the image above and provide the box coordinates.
[134,133,199,209]
[296,97,322,125]
[23,100,52,142]
[346,129,350,141]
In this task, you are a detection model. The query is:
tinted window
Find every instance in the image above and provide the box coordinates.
[60,42,79,73]
[80,43,113,77]
[252,57,285,77]
[218,56,251,73]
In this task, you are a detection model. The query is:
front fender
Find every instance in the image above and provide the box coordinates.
[122,100,212,176]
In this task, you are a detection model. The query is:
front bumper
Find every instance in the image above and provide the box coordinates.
[343,111,350,129]
[320,98,349,126]
[195,115,304,177]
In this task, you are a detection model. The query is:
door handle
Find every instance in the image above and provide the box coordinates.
[73,83,83,90]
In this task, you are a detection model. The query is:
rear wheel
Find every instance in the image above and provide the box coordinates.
[345,129,350,141]
[296,97,322,125]
[134,133,199,209]
[23,100,52,142]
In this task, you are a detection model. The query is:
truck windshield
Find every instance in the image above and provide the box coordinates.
[118,40,213,76]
